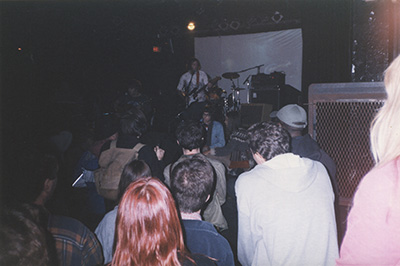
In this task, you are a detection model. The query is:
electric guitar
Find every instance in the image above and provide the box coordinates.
[185,76,221,107]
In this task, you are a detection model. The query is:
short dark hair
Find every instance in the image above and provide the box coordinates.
[0,204,50,266]
[170,155,214,213]
[120,107,148,137]
[13,151,59,204]
[247,122,290,161]
[175,120,205,151]
[118,160,152,201]
[203,105,215,120]
[94,114,119,141]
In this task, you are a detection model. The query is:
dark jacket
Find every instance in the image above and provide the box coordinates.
[182,219,234,266]
[291,134,338,197]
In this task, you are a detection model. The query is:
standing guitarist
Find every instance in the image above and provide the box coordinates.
[177,58,212,121]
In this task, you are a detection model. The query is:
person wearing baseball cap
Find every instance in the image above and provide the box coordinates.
[276,104,339,200]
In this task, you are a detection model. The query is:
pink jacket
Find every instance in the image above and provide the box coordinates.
[337,156,400,265]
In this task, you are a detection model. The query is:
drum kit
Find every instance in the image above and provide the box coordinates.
[216,64,264,113]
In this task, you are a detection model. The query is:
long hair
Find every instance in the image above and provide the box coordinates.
[187,57,201,71]
[370,55,400,167]
[111,178,190,266]
[117,160,151,201]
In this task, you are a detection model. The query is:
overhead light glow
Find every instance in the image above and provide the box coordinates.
[187,22,195,31]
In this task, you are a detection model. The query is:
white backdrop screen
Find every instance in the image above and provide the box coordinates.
[194,29,303,102]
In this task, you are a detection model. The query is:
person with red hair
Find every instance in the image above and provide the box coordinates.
[111,177,215,266]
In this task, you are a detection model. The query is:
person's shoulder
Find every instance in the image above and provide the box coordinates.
[183,219,219,235]
[235,165,265,189]
[137,143,150,152]
[49,215,86,229]
[95,207,118,232]
[199,70,207,75]
[292,134,321,155]
[299,155,325,169]
[203,154,224,167]
[181,71,191,78]
[48,215,93,242]
[182,254,217,266]
[184,220,232,249]
[206,156,225,173]
[300,133,318,144]
[358,157,400,192]
[212,121,223,128]
[168,155,187,171]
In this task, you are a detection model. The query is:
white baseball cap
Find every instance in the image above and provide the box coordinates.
[276,104,307,129]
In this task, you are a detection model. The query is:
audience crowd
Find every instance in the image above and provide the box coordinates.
[1,55,400,266]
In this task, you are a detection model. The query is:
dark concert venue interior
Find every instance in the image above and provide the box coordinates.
[1,1,399,265]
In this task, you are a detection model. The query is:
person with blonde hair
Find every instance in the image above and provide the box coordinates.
[336,55,400,265]
[111,178,215,266]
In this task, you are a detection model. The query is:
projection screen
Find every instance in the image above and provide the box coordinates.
[195,29,303,103]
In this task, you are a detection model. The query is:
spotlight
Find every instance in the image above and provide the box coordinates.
[18,47,22,51]
[187,22,195,31]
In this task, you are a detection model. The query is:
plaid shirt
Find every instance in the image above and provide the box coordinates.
[48,215,104,266]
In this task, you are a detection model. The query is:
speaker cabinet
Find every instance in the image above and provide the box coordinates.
[308,82,386,206]
[250,85,302,111]
[249,87,281,110]
[240,103,273,128]
[251,72,286,88]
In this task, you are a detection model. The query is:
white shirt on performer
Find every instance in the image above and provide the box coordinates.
[177,70,209,105]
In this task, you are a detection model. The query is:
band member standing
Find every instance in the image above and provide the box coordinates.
[177,58,211,121]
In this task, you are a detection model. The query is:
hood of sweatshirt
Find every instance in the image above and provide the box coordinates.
[256,153,319,193]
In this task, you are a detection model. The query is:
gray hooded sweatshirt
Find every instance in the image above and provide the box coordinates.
[235,153,338,266]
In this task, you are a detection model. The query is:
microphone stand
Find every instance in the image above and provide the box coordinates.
[236,64,265,74]
[243,75,251,85]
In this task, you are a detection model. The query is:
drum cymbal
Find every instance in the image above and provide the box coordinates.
[222,72,240,79]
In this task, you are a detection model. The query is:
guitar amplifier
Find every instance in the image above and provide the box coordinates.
[249,86,281,110]
[249,84,302,111]
[251,72,285,89]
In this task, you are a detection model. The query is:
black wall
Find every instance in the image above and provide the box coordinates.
[0,0,398,172]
